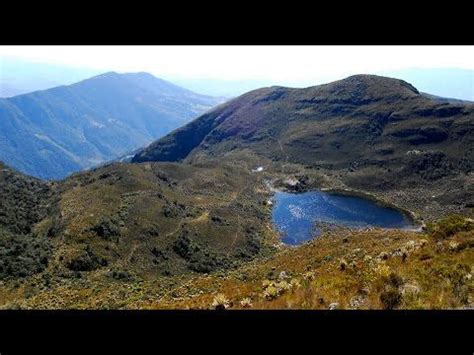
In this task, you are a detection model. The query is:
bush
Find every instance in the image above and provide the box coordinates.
[387,272,404,288]
[64,245,108,271]
[426,215,474,240]
[173,233,232,273]
[0,229,51,279]
[108,269,133,281]
[380,289,402,310]
[90,218,121,242]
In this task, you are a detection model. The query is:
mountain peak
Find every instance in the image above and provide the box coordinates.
[133,73,471,167]
[92,71,121,78]
[327,74,420,96]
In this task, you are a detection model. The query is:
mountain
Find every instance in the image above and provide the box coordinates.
[0,74,472,310]
[0,158,271,284]
[134,74,474,216]
[0,72,224,179]
[167,68,474,101]
[0,157,472,310]
[0,161,57,279]
[134,74,473,176]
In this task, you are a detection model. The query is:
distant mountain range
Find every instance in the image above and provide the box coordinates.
[0,72,224,179]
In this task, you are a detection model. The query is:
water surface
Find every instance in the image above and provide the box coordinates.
[272,190,416,245]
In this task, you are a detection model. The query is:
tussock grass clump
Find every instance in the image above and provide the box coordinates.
[212,294,230,310]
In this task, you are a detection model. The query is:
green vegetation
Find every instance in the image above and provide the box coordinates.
[426,215,474,240]
[0,229,51,279]
[134,74,473,220]
[0,75,472,309]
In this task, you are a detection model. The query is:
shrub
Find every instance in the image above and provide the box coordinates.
[108,269,133,281]
[380,289,402,310]
[212,294,230,310]
[240,297,253,308]
[173,233,232,273]
[90,218,121,242]
[0,229,51,279]
[263,285,281,300]
[426,215,474,240]
[64,246,108,272]
[387,272,404,288]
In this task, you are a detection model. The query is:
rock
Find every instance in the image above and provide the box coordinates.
[278,271,288,280]
[328,302,339,310]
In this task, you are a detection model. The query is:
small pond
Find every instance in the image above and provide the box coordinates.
[271,190,417,245]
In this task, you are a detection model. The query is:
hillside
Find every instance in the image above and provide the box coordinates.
[0,74,472,310]
[0,159,276,281]
[0,159,471,310]
[0,72,224,179]
[133,75,474,220]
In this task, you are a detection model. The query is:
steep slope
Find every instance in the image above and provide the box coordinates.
[0,161,58,279]
[0,72,224,179]
[0,159,274,282]
[133,75,474,216]
[134,75,473,169]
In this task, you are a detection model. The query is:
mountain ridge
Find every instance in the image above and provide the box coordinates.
[0,72,224,179]
[133,74,470,165]
[133,74,473,217]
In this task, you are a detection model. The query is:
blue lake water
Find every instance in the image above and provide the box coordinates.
[271,190,416,245]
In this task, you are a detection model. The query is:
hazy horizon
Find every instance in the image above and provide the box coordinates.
[1,46,473,99]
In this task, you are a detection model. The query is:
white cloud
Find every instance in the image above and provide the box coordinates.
[1,45,473,85]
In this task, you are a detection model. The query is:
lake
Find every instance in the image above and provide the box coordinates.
[271,190,417,245]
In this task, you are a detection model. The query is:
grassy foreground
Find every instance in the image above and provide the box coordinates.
[2,215,472,310]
